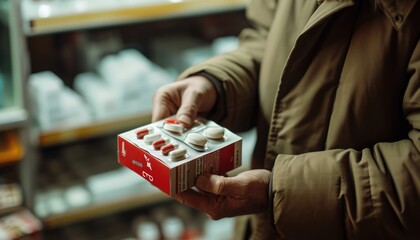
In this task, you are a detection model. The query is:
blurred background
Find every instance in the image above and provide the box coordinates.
[0,0,257,239]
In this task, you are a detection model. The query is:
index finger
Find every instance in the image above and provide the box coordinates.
[151,86,180,122]
[175,87,204,127]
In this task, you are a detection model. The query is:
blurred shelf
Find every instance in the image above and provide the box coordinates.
[35,134,170,228]
[0,108,28,131]
[38,112,152,147]
[0,183,23,215]
[22,0,246,36]
[0,130,24,165]
[42,190,169,228]
[0,3,8,24]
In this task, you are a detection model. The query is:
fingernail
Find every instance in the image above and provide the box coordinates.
[178,115,192,127]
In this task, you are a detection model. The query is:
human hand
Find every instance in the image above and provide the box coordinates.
[175,169,271,220]
[152,76,217,127]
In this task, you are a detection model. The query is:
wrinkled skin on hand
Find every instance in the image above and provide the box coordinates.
[152,76,217,127]
[175,169,271,220]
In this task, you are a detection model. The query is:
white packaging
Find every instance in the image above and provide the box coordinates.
[74,72,122,120]
[64,185,92,208]
[55,87,92,128]
[133,218,160,240]
[97,49,153,115]
[28,71,92,130]
[86,167,153,202]
[28,71,63,129]
[162,217,184,240]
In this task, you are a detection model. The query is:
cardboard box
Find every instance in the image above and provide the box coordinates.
[117,118,242,196]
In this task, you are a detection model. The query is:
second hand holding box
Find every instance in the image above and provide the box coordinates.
[117,117,242,197]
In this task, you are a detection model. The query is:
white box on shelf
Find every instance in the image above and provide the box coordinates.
[97,49,174,115]
[97,49,151,115]
[28,71,92,131]
[74,72,122,120]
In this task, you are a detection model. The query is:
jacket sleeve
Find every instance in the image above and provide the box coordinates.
[271,40,420,239]
[177,0,277,132]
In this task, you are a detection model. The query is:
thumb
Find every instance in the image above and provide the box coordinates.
[196,175,239,196]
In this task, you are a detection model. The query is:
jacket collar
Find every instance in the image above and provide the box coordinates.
[311,0,417,31]
[303,0,355,34]
[377,0,417,30]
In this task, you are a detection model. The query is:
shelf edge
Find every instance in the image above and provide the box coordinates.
[0,108,28,131]
[24,0,246,36]
[42,191,169,228]
[38,112,151,147]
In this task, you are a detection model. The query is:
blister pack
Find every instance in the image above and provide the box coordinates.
[117,117,242,196]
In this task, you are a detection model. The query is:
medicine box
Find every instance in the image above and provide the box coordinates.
[117,118,242,197]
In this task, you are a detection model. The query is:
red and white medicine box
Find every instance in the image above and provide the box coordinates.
[117,118,242,197]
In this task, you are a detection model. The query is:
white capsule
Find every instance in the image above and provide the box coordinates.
[169,148,187,160]
[163,123,184,133]
[204,127,225,140]
[143,133,161,144]
[186,133,207,147]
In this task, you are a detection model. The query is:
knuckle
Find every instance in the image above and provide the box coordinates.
[215,176,226,194]
[207,198,226,220]
[185,88,206,102]
[153,87,169,101]
[179,104,197,115]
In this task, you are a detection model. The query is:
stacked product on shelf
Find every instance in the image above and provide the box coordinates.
[34,135,157,220]
[76,48,174,120]
[28,71,92,131]
[28,49,175,132]
[73,72,121,121]
[0,138,41,239]
[41,199,231,240]
[85,167,155,204]
[0,183,22,215]
[0,209,42,240]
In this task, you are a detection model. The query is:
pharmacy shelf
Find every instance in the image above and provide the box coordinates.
[0,108,28,131]
[0,130,24,165]
[22,0,246,36]
[42,190,169,228]
[38,112,152,147]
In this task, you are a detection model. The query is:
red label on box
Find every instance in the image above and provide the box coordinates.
[118,137,171,195]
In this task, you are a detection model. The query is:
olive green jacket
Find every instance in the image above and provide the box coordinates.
[178,0,420,239]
